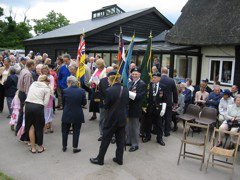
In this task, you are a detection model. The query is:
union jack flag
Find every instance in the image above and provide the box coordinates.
[118,28,125,74]
[77,34,85,59]
[76,34,86,80]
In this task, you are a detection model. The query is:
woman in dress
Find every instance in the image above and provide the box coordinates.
[25,75,51,153]
[195,82,209,109]
[88,59,106,120]
[41,65,55,133]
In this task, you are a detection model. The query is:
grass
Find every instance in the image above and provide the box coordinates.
[0,172,14,180]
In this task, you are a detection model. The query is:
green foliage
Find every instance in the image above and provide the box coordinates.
[0,172,14,180]
[33,10,70,35]
[0,6,32,49]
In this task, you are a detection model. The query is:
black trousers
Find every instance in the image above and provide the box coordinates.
[144,110,163,141]
[0,84,4,111]
[62,122,82,148]
[15,91,28,141]
[163,107,172,134]
[172,111,178,128]
[24,102,45,146]
[97,126,125,162]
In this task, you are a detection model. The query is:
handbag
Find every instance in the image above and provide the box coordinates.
[93,86,101,102]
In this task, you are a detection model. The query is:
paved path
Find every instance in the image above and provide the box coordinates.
[0,101,240,180]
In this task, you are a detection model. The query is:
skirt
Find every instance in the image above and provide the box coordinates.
[89,88,99,113]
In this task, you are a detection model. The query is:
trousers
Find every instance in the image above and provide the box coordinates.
[62,123,82,148]
[126,118,140,147]
[97,126,125,162]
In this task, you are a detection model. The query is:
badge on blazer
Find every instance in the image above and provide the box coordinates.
[159,89,163,97]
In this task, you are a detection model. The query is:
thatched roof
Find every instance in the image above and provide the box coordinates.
[166,0,240,45]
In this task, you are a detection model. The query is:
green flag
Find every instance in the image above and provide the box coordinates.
[140,33,153,109]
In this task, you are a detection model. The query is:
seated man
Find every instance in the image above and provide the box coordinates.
[217,95,240,149]
[218,89,234,124]
[206,85,223,109]
[231,85,239,98]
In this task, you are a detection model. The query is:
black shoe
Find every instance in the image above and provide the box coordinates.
[7,115,11,119]
[164,133,170,137]
[173,126,178,132]
[129,146,139,152]
[227,144,235,150]
[113,158,123,165]
[73,149,81,153]
[90,157,104,165]
[125,143,131,146]
[57,106,63,110]
[142,137,151,143]
[98,137,102,141]
[62,147,67,152]
[157,139,165,146]
[111,138,116,144]
[216,142,222,147]
[89,116,97,121]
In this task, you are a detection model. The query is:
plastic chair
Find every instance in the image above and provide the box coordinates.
[177,122,209,171]
[205,128,240,180]
[178,104,201,125]
[195,107,218,141]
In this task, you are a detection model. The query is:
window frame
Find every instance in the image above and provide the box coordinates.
[208,58,235,86]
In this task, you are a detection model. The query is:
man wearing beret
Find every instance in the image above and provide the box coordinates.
[126,68,146,152]
[142,72,167,146]
[90,70,129,165]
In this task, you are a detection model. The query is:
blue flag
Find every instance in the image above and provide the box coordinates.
[122,34,135,87]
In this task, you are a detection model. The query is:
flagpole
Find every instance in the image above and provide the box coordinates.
[147,31,153,81]
[111,31,135,87]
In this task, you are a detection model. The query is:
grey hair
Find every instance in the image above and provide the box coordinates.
[67,76,78,86]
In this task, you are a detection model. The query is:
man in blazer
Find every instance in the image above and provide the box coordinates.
[160,67,178,137]
[61,76,87,153]
[57,54,71,110]
[90,70,129,165]
[142,72,167,146]
[126,68,146,152]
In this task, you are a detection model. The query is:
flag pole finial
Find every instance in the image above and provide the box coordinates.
[120,26,122,33]
[149,31,152,38]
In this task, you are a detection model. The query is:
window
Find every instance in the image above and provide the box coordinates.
[103,53,110,66]
[56,49,68,57]
[209,58,235,85]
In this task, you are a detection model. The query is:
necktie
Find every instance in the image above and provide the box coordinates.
[129,81,135,90]
[154,83,157,94]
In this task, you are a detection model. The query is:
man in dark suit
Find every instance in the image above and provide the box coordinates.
[61,76,87,153]
[90,70,129,165]
[126,68,146,152]
[160,67,178,136]
[98,66,115,142]
[142,72,167,146]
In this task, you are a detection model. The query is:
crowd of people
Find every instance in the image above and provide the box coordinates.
[0,50,240,165]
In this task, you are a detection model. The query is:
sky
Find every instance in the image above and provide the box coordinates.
[0,0,188,24]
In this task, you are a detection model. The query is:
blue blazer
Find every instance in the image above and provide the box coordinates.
[58,65,71,89]
[62,86,87,124]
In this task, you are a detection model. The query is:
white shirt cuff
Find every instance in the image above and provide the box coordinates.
[129,91,136,100]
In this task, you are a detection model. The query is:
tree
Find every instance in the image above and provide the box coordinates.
[33,10,70,35]
[0,6,32,49]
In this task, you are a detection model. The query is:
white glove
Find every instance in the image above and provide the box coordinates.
[129,91,136,100]
[160,103,166,117]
